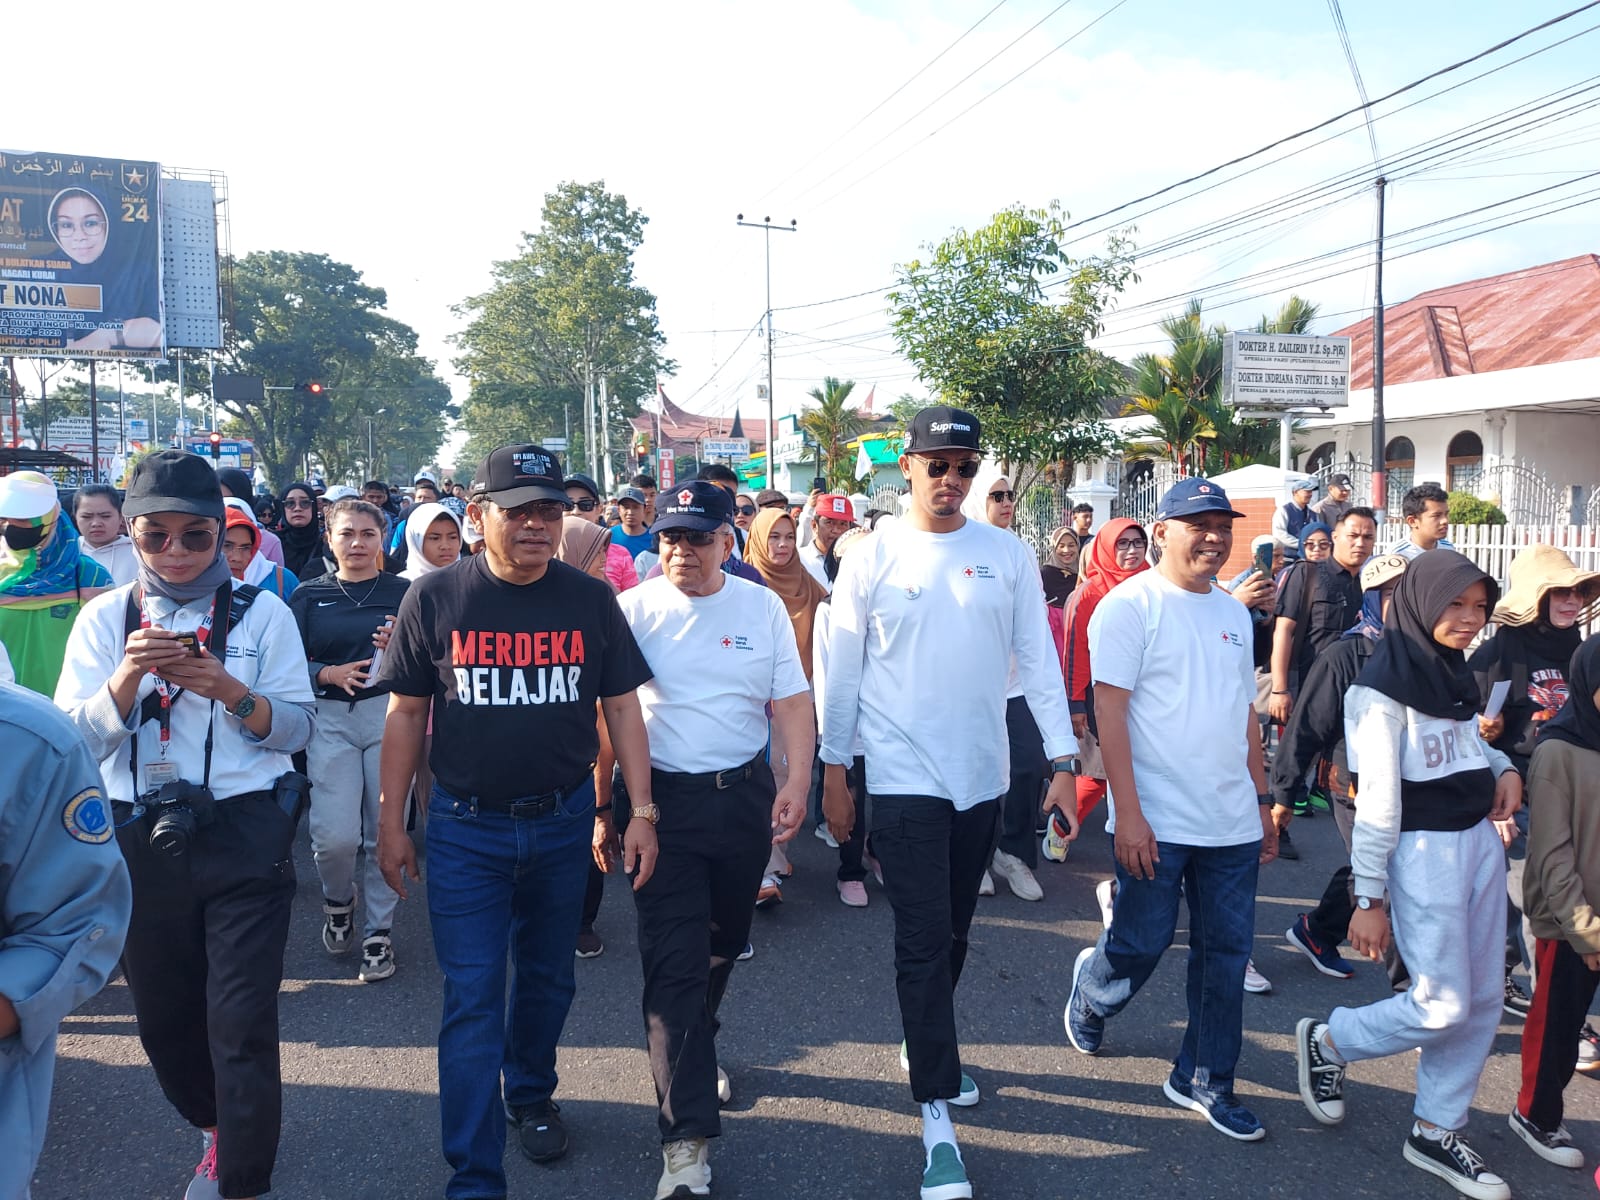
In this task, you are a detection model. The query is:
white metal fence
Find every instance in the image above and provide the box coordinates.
[1380,522,1600,597]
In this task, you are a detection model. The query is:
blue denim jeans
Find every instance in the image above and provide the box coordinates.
[425,779,595,1200]
[1080,838,1261,1094]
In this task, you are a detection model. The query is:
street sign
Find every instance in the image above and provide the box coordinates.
[771,433,806,463]
[1223,332,1351,410]
[543,437,568,451]
[657,447,675,489]
[700,437,750,461]
[127,418,150,441]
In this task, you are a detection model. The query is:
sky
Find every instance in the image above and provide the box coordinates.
[9,0,1599,464]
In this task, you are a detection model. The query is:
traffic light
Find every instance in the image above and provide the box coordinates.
[295,380,326,397]
[208,432,222,461]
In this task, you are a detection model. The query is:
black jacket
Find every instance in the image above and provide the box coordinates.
[1270,636,1374,810]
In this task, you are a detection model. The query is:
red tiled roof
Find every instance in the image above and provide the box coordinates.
[1331,253,1600,388]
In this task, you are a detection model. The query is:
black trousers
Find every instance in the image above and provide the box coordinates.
[870,793,998,1103]
[1519,936,1600,1130]
[1304,787,1409,990]
[999,697,1048,866]
[117,793,297,1200]
[835,755,869,883]
[631,760,773,1141]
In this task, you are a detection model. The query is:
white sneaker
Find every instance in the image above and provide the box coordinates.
[655,1138,711,1199]
[814,823,840,849]
[991,849,1043,901]
[978,869,995,897]
[1095,878,1116,930]
[716,1065,732,1106]
[1243,959,1271,994]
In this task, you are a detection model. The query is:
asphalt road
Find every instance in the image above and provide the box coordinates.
[36,806,1600,1200]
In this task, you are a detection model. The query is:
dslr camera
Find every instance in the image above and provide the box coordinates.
[142,779,217,857]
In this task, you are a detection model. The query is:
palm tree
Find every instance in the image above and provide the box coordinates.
[1122,301,1224,475]
[798,376,864,491]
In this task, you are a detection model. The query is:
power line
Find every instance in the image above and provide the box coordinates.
[754,0,1012,204]
[1327,0,1380,164]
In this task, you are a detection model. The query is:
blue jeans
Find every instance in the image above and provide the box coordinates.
[425,780,595,1200]
[1080,838,1260,1094]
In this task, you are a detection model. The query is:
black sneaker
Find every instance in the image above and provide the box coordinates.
[1508,1106,1583,1168]
[1295,1018,1346,1125]
[507,1098,568,1164]
[575,927,604,959]
[1503,973,1532,1018]
[1402,1126,1509,1200]
[1275,827,1299,860]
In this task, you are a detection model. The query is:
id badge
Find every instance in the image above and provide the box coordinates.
[145,761,179,791]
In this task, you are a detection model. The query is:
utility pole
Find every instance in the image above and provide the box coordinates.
[737,215,797,488]
[600,373,613,494]
[89,361,99,483]
[1371,176,1388,521]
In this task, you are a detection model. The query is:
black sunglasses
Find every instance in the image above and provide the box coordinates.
[571,497,598,512]
[735,505,757,516]
[133,526,218,554]
[659,530,719,547]
[988,489,1016,503]
[490,499,569,524]
[918,457,981,479]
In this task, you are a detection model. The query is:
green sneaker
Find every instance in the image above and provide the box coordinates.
[920,1142,972,1200]
[899,1041,980,1106]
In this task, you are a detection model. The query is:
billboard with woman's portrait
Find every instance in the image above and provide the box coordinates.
[0,149,164,360]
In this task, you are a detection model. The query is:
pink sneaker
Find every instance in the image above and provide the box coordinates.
[185,1130,220,1199]
[837,879,869,908]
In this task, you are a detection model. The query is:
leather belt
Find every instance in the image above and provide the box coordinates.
[655,753,764,792]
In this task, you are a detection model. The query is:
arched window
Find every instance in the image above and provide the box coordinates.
[1447,430,1483,493]
[1305,441,1336,475]
[1386,437,1416,499]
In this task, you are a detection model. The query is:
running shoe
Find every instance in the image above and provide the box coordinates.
[358,933,395,983]
[837,879,869,908]
[1577,1023,1600,1074]
[1286,913,1354,978]
[991,849,1043,901]
[184,1131,219,1200]
[1503,973,1532,1018]
[1162,1071,1265,1141]
[321,898,355,955]
[575,927,604,959]
[655,1137,711,1198]
[814,823,840,849]
[1064,946,1103,1055]
[1244,959,1272,994]
[507,1098,568,1164]
[1402,1126,1509,1200]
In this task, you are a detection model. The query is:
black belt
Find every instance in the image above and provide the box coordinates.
[654,753,765,792]
[471,772,592,818]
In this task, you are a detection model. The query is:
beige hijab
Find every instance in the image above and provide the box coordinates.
[746,508,828,680]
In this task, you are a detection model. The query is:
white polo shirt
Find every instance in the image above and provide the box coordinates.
[619,574,809,775]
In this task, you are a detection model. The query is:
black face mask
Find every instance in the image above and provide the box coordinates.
[2,522,46,551]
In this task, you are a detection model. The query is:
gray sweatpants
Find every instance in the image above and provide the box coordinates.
[1327,818,1505,1130]
[307,694,397,937]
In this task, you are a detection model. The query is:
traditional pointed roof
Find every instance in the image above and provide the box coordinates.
[730,408,745,438]
[631,388,768,453]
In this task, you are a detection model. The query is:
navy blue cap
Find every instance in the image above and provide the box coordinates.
[653,481,733,533]
[1155,477,1247,521]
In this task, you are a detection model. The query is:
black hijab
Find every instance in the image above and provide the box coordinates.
[277,481,325,576]
[1540,634,1600,753]
[1355,548,1500,721]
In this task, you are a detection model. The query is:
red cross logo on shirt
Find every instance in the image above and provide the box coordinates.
[963,567,974,578]
[1222,631,1230,642]
[721,636,733,648]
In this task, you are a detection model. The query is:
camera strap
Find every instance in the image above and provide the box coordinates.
[122,582,261,795]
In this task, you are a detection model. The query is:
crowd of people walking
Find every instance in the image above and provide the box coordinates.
[2,410,1599,1200]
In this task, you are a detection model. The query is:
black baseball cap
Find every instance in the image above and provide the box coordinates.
[904,404,981,454]
[1155,477,1247,521]
[653,481,733,533]
[563,472,601,500]
[124,450,226,520]
[1330,473,1353,489]
[471,444,569,508]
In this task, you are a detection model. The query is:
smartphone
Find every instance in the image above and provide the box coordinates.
[811,476,827,493]
[1252,541,1275,577]
[171,631,201,656]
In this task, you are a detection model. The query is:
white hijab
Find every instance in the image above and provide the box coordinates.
[960,465,1011,526]
[401,502,464,581]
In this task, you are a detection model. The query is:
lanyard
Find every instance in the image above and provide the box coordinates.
[141,595,216,759]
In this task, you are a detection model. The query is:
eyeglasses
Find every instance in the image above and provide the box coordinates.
[918,457,981,479]
[490,499,568,525]
[133,527,218,554]
[735,505,757,516]
[53,216,105,237]
[660,530,719,548]
[1303,539,1333,552]
[571,498,598,512]
[989,490,1016,503]
[283,498,313,510]
[1113,537,1148,553]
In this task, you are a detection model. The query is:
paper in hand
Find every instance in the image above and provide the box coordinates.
[1482,680,1511,720]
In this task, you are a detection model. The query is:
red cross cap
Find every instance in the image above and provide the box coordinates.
[677,488,695,506]
[1198,484,1212,493]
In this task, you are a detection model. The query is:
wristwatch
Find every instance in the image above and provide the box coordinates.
[226,690,258,720]
[1355,895,1384,911]
[1050,757,1081,776]
[631,803,660,825]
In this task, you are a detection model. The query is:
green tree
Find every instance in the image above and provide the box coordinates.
[797,376,865,491]
[201,252,453,488]
[887,202,1132,492]
[453,181,672,481]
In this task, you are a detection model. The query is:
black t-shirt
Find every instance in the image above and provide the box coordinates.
[1274,557,1363,679]
[289,572,411,703]
[378,553,652,801]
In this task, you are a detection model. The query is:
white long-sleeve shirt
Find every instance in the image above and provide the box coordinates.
[54,583,315,804]
[819,517,1076,808]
